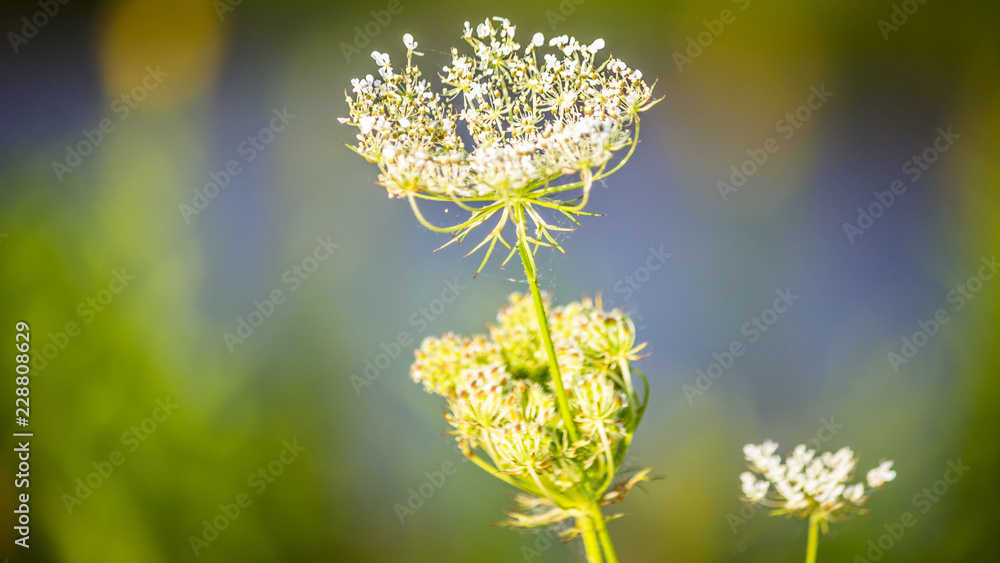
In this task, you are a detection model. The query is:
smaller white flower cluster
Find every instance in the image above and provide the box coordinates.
[341,17,657,199]
[740,441,896,521]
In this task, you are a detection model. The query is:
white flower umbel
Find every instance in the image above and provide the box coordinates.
[341,17,659,276]
[739,441,896,563]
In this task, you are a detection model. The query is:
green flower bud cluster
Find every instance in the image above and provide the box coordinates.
[411,293,650,531]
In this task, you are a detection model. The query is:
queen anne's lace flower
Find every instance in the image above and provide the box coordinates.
[411,293,651,531]
[342,17,659,278]
[740,441,896,522]
[341,17,657,200]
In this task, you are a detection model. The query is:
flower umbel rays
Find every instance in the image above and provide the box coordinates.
[411,293,652,535]
[740,441,896,563]
[341,17,659,276]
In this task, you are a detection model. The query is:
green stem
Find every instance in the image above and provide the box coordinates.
[805,513,820,563]
[579,511,603,563]
[513,202,581,444]
[589,501,619,563]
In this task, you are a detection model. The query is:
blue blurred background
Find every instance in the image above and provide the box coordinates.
[1,0,998,561]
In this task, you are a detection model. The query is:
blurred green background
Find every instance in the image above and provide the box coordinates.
[1,0,999,561]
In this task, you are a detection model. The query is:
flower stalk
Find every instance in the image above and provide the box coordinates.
[515,201,580,444]
[805,512,820,563]
[580,513,603,563]
[590,501,620,563]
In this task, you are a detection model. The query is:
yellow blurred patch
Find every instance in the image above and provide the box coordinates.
[99,0,225,109]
